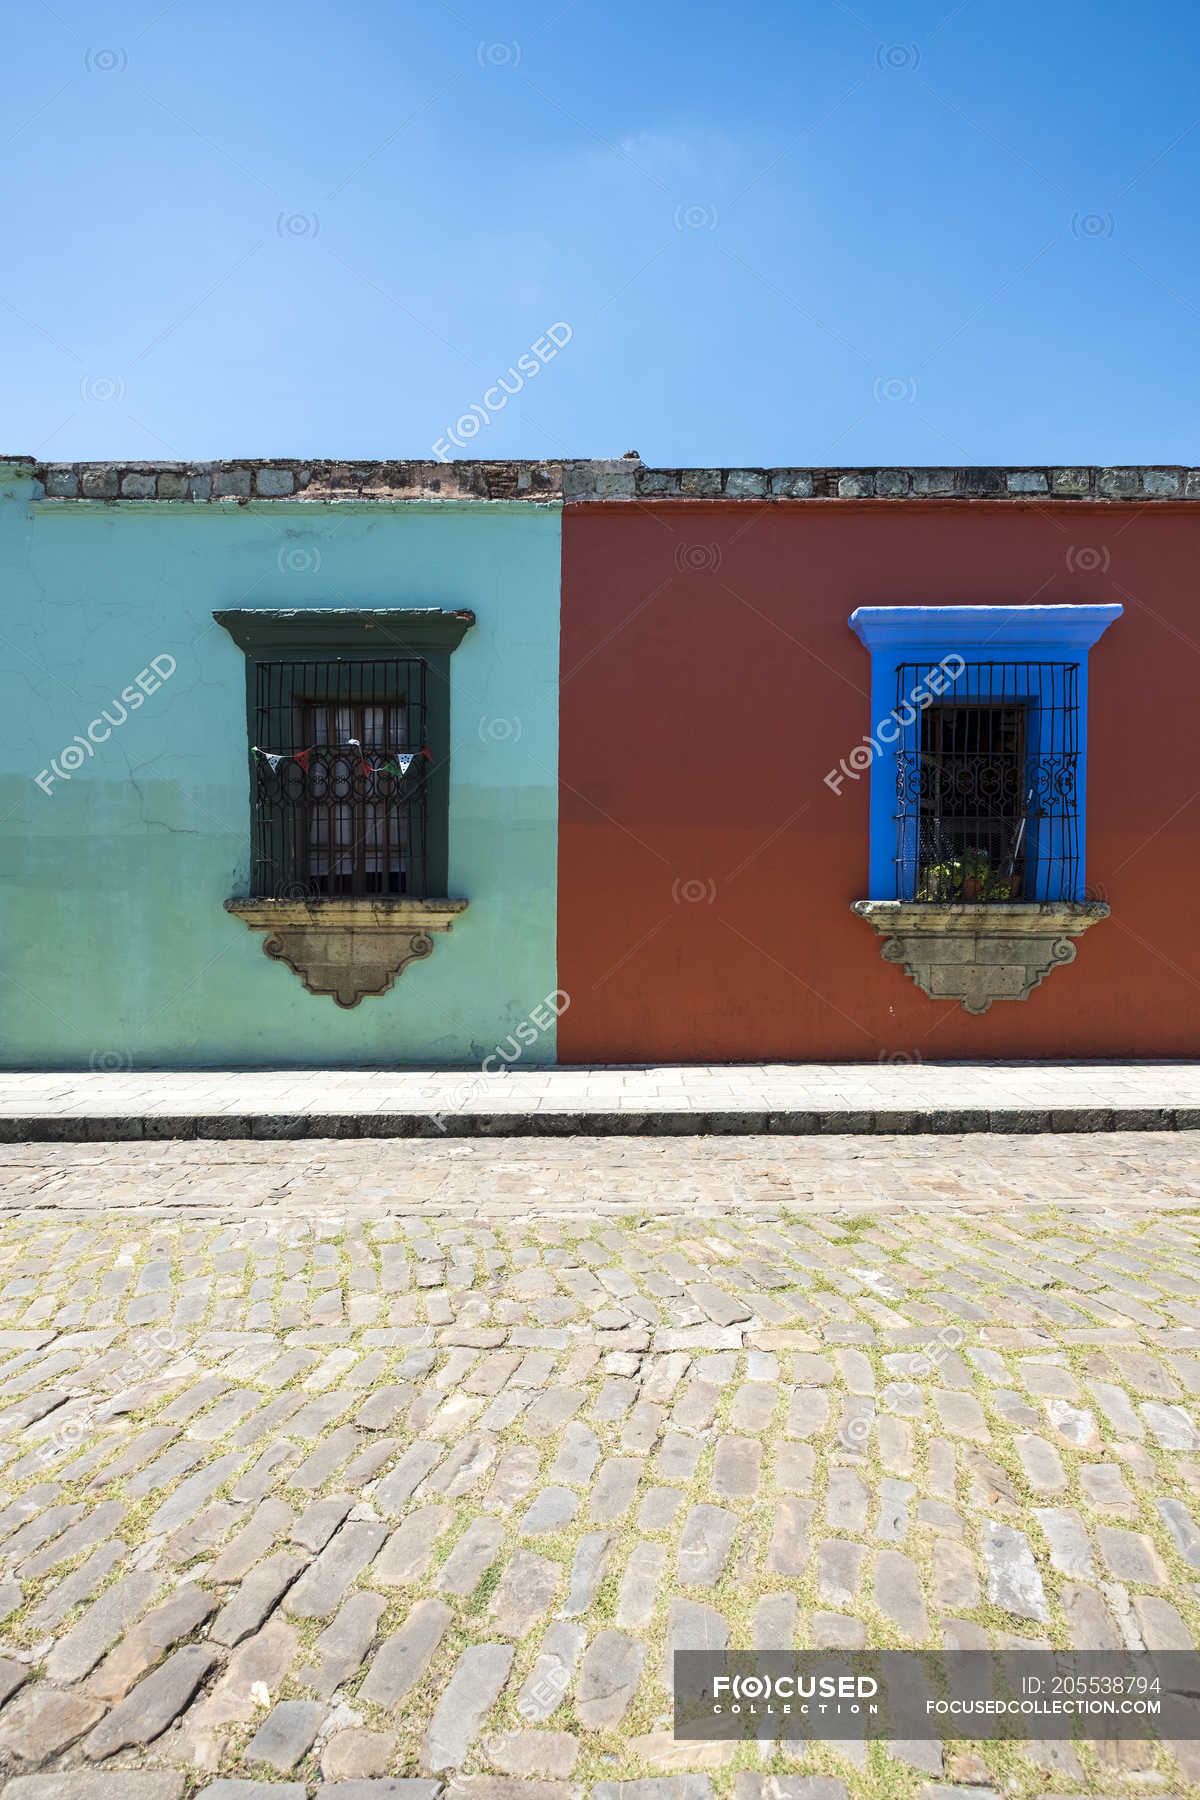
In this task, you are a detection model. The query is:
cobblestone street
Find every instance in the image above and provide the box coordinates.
[0,1135,1196,1799]
[4,1131,1200,1214]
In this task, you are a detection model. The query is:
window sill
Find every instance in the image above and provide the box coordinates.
[225,897,468,1008]
[851,900,1109,1015]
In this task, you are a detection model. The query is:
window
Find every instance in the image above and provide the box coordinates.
[251,658,429,898]
[916,701,1028,898]
[214,606,476,904]
[847,605,1122,903]
[895,661,1079,903]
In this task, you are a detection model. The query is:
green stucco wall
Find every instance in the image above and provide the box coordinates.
[0,470,561,1067]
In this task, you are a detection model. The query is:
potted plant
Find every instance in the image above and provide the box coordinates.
[917,850,1022,901]
[960,849,1022,900]
[916,858,962,901]
[960,849,990,900]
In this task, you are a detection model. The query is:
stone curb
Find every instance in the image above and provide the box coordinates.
[1,1106,1197,1142]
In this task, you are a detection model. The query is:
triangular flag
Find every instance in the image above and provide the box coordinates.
[421,746,433,761]
[346,738,372,776]
[253,747,282,771]
[380,753,415,778]
[293,750,310,774]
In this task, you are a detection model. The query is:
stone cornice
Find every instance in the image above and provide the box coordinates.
[8,456,1200,505]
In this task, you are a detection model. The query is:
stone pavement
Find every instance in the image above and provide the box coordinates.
[0,1136,1196,1800]
[3,1131,1200,1214]
[5,1062,1200,1142]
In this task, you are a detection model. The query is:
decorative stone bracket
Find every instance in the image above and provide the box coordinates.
[225,897,468,1008]
[851,900,1110,1014]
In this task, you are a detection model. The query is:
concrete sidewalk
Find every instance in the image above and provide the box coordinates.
[2,1061,1200,1140]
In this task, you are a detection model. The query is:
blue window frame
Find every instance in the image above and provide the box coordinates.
[848,606,1122,902]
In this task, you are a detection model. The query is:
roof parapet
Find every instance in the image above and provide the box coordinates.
[10,457,1200,503]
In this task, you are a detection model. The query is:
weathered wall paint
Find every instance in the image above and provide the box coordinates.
[558,500,1200,1062]
[1,471,561,1067]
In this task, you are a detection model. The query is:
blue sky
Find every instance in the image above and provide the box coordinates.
[5,0,1199,465]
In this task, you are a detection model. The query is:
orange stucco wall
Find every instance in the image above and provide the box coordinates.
[557,499,1200,1062]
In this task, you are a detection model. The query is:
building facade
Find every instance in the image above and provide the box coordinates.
[3,455,1196,1067]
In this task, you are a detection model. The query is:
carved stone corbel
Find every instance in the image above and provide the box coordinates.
[852,900,1109,1014]
[225,897,468,1007]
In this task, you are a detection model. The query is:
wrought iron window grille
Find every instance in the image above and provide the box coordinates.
[894,660,1079,903]
[250,657,430,899]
